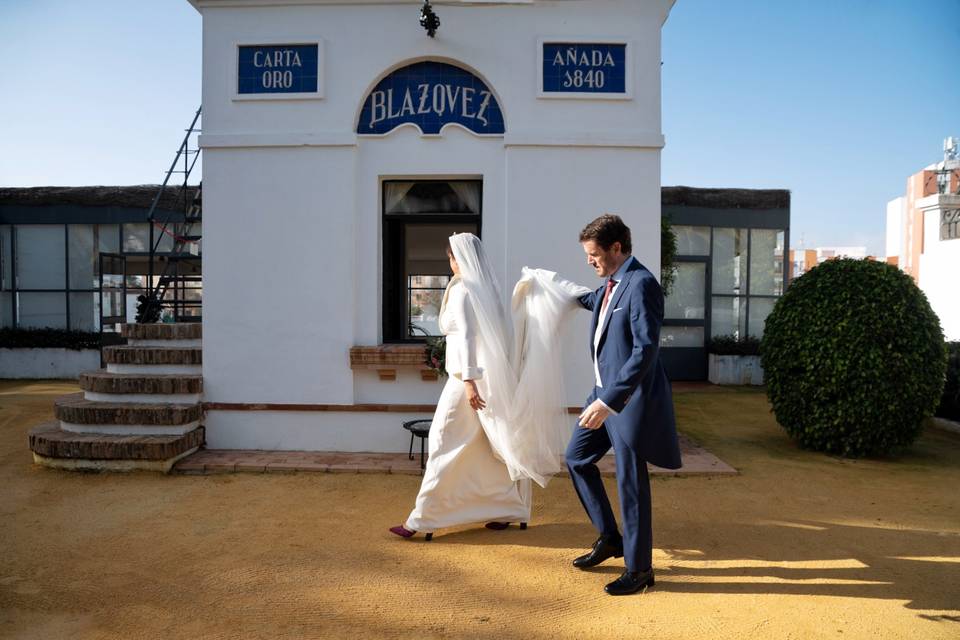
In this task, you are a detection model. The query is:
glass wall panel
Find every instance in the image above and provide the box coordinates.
[100,289,124,319]
[664,262,705,320]
[673,225,710,256]
[750,229,784,296]
[748,297,777,338]
[17,292,67,328]
[123,223,172,252]
[69,225,96,289]
[660,326,704,348]
[712,227,748,295]
[69,292,97,331]
[1,225,11,290]
[98,224,120,254]
[0,292,12,328]
[15,225,65,290]
[711,296,745,339]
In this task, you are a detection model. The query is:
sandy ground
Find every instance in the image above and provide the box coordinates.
[2,380,959,640]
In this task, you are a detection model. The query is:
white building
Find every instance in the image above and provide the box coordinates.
[885,138,960,341]
[188,0,677,451]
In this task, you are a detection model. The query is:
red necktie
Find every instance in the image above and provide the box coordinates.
[600,276,616,314]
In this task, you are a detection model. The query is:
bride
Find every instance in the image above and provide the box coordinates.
[390,232,588,540]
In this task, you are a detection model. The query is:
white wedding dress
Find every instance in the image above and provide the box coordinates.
[405,276,532,532]
[403,234,590,534]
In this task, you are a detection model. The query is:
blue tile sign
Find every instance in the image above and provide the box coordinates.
[238,44,319,94]
[357,61,504,135]
[542,43,626,94]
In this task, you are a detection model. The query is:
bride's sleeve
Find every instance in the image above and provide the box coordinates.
[452,287,483,381]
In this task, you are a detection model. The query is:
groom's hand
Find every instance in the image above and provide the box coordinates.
[578,399,611,430]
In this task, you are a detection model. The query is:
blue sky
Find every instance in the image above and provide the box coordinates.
[1,0,958,256]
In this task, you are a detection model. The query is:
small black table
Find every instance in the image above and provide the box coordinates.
[402,419,432,469]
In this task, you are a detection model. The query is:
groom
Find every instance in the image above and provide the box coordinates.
[566,214,682,595]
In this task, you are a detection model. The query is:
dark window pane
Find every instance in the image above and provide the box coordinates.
[385,181,481,215]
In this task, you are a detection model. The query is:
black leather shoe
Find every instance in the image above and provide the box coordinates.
[572,535,624,569]
[604,569,655,595]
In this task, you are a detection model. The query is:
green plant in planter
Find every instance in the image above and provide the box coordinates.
[424,335,446,378]
[708,335,761,356]
[660,215,677,298]
[761,258,946,457]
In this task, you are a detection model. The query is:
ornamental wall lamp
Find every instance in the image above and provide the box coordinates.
[420,1,440,38]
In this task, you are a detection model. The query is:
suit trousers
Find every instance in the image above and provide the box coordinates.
[565,409,652,572]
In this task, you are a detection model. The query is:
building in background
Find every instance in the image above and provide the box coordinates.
[787,246,869,281]
[0,186,200,332]
[886,137,960,340]
[660,187,790,381]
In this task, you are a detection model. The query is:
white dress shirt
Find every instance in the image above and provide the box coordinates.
[592,257,635,414]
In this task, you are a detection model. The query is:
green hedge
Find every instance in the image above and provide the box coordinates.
[761,258,946,457]
[937,342,960,421]
[709,335,761,356]
[0,328,123,351]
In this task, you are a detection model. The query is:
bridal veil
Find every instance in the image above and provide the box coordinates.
[448,233,589,487]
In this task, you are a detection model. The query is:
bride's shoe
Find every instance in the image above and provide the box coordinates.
[485,522,529,531]
[389,525,415,538]
[389,525,433,541]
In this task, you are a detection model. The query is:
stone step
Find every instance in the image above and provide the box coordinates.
[121,323,202,341]
[29,421,204,472]
[103,345,202,366]
[79,371,203,395]
[54,393,203,431]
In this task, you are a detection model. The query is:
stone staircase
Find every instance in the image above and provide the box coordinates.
[28,323,205,472]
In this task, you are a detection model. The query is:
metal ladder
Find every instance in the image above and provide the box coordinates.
[140,106,203,323]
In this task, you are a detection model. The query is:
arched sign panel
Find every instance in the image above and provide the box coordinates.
[357,61,505,136]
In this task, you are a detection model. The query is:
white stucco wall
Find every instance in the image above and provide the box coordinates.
[919,195,960,341]
[192,0,673,450]
[886,196,904,260]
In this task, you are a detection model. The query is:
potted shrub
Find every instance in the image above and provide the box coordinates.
[708,335,763,385]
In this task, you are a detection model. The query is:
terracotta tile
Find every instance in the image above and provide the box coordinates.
[204,462,236,473]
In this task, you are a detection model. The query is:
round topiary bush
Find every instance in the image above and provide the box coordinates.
[761,258,946,457]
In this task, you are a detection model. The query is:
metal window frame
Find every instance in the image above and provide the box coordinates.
[666,217,789,344]
[6,222,139,330]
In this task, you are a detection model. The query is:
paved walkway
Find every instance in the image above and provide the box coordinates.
[173,433,737,476]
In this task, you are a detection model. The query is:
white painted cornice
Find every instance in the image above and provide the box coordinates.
[199,130,665,149]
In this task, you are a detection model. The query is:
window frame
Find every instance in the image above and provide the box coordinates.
[381,179,482,343]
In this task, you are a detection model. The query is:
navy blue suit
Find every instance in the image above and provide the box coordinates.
[565,256,681,572]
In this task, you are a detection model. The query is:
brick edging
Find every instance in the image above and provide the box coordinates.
[204,401,584,414]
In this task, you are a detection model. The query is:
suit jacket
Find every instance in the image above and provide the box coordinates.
[579,257,682,469]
